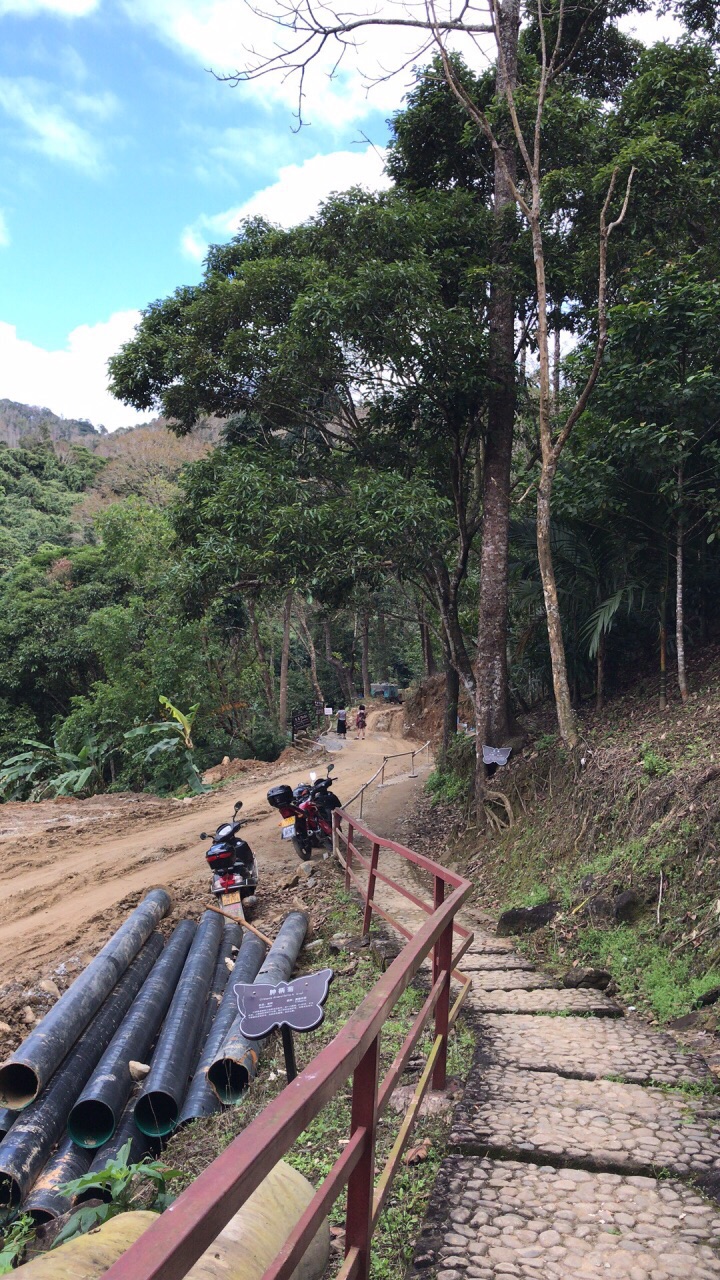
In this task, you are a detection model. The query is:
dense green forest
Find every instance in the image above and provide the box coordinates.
[3,2,720,803]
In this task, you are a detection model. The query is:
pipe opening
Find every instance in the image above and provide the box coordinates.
[207,1059,250,1105]
[75,1181,113,1205]
[67,1099,116,1149]
[0,1172,22,1208]
[0,1115,16,1143]
[0,1063,39,1110]
[26,1206,55,1226]
[134,1092,179,1137]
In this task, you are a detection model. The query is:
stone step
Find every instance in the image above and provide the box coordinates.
[465,937,517,954]
[408,1155,720,1280]
[471,971,556,992]
[450,1066,720,1178]
[478,1013,713,1086]
[461,955,537,972]
[469,987,621,1016]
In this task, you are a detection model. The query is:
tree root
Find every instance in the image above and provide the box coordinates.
[483,788,514,830]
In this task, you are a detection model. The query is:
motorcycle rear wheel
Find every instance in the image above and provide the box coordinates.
[293,836,312,861]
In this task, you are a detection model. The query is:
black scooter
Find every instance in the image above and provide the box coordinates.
[200,800,258,908]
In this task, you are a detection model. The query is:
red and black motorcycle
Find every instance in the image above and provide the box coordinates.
[267,765,341,861]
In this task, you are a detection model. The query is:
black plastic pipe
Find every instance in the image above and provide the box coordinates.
[134,911,224,1138]
[197,921,243,1054]
[0,1108,16,1142]
[0,889,170,1110]
[177,929,266,1126]
[74,1099,159,1205]
[207,911,308,1104]
[67,921,196,1149]
[0,934,163,1207]
[23,1136,94,1223]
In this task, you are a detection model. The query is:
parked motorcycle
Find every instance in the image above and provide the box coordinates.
[200,799,258,907]
[267,764,342,862]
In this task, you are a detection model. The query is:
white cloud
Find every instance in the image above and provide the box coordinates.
[182,145,391,261]
[0,211,9,248]
[124,0,687,130]
[0,77,115,173]
[0,311,151,430]
[0,0,98,15]
[121,0,451,126]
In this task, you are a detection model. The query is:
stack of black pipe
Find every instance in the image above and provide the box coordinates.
[0,897,307,1224]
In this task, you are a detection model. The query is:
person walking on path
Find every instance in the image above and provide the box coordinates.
[336,706,347,738]
[355,704,367,740]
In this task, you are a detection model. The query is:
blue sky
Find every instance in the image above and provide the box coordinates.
[0,1,678,428]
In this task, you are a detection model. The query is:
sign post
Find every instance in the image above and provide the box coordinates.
[234,969,334,1084]
[291,708,312,744]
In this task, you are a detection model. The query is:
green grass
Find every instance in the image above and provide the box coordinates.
[501,882,552,911]
[426,766,468,806]
[572,924,720,1021]
[640,745,673,778]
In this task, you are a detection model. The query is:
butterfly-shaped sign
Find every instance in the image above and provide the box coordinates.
[234,968,334,1039]
[482,745,512,767]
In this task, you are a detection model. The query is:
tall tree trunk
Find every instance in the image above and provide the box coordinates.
[296,605,324,706]
[278,589,293,734]
[361,609,372,699]
[417,598,437,678]
[676,462,688,704]
[474,0,520,806]
[659,565,668,711]
[324,619,354,705]
[248,598,276,719]
[552,311,561,410]
[596,629,606,713]
[377,610,390,681]
[537,470,578,744]
[441,635,460,762]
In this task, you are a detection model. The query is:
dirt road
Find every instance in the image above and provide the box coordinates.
[0,710,417,978]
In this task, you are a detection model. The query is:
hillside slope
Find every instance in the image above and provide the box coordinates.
[0,399,110,446]
[418,646,720,1027]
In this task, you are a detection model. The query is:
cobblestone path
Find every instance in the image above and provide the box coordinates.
[406,925,720,1280]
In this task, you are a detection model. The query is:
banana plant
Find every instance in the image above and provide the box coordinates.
[0,737,112,801]
[124,698,207,794]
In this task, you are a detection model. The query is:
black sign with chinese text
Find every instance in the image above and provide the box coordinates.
[234,969,334,1039]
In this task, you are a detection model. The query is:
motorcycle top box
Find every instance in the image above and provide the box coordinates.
[267,784,293,809]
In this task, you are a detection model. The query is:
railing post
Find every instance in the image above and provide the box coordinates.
[363,842,380,936]
[359,786,364,819]
[345,820,355,891]
[409,750,417,778]
[380,758,386,786]
[432,877,452,1092]
[345,1036,380,1280]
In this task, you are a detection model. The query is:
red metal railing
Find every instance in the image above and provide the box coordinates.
[102,809,472,1280]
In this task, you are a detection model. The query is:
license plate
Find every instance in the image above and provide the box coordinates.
[281,818,296,839]
[222,890,242,905]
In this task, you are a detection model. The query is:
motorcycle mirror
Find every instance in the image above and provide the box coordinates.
[233,800,243,813]
[199,832,208,840]
[327,764,334,775]
[309,771,317,783]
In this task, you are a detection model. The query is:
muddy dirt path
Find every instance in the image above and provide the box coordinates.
[0,709,416,978]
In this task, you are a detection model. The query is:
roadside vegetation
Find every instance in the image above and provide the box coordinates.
[418,645,720,1026]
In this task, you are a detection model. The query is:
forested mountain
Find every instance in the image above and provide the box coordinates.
[0,400,110,447]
